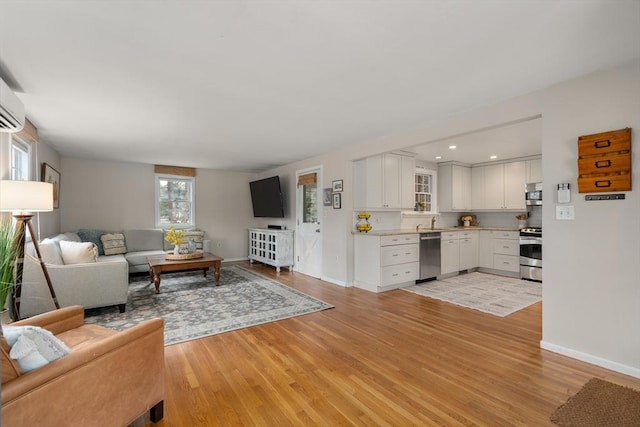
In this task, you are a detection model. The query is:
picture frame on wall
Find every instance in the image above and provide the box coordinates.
[332,192,341,209]
[323,188,332,206]
[332,179,343,192]
[41,163,60,209]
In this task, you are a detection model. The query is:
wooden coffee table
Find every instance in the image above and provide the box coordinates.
[147,252,224,294]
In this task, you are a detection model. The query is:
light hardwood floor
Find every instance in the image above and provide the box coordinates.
[133,262,640,426]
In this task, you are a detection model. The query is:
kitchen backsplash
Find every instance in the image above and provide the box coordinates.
[353,210,536,231]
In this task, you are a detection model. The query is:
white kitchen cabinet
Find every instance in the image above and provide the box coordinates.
[526,157,542,183]
[400,155,416,208]
[471,167,485,209]
[438,163,471,211]
[441,230,479,275]
[478,230,493,268]
[484,164,504,209]
[477,230,520,274]
[354,153,415,209]
[354,234,419,292]
[248,228,295,272]
[459,230,479,270]
[504,161,526,209]
[472,161,526,210]
[440,232,460,275]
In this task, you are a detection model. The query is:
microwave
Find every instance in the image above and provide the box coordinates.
[525,183,543,205]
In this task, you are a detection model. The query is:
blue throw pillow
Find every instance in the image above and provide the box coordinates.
[77,229,105,255]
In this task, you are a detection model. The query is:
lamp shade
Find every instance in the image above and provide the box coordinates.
[0,180,54,212]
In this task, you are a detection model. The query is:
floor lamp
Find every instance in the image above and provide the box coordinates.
[0,180,60,320]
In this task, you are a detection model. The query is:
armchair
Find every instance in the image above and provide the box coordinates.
[1,306,165,426]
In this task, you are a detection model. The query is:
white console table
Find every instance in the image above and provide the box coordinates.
[248,228,294,272]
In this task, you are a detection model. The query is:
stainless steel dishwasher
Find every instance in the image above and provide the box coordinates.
[419,232,441,281]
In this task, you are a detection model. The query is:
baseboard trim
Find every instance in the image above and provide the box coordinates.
[320,276,348,287]
[540,340,640,379]
[222,257,249,263]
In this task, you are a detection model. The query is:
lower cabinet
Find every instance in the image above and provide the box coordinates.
[248,228,295,272]
[441,232,460,275]
[441,230,479,274]
[478,230,520,275]
[354,234,419,292]
[459,230,479,270]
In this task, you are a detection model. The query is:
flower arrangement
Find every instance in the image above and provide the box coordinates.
[165,226,185,246]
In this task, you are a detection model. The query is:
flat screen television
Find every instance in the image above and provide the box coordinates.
[249,176,285,218]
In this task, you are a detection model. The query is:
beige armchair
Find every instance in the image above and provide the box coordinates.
[1,306,165,426]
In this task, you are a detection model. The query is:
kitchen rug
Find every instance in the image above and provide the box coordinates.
[85,265,333,345]
[551,378,640,426]
[403,272,541,317]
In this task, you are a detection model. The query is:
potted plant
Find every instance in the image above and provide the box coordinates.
[0,217,18,322]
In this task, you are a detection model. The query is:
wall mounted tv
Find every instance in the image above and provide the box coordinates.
[249,176,285,218]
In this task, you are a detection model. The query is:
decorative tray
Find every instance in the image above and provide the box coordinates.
[165,251,204,260]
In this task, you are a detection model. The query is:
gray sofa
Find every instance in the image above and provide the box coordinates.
[20,229,207,318]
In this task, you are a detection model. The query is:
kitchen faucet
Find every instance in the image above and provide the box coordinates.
[431,216,437,229]
[416,224,422,232]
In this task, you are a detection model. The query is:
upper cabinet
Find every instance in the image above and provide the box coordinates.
[471,161,526,210]
[526,157,542,183]
[438,163,471,211]
[354,153,416,209]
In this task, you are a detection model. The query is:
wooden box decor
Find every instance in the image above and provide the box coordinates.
[577,127,631,193]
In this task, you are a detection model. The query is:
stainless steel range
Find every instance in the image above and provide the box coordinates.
[520,227,542,282]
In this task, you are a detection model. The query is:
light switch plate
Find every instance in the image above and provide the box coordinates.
[556,205,575,220]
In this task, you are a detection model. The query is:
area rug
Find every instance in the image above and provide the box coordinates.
[84,265,333,345]
[551,378,640,426]
[403,272,541,317]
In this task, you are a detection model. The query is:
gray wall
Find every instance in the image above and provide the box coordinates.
[538,61,639,376]
[60,157,255,260]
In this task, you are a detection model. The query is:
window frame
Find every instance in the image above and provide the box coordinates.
[154,174,196,228]
[10,136,31,181]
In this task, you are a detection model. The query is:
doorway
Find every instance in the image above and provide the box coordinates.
[295,167,322,278]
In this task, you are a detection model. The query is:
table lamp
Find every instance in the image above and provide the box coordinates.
[0,180,60,320]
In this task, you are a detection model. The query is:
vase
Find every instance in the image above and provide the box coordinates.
[173,245,179,255]
[1,308,11,324]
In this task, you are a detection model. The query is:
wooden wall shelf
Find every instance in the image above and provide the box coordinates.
[577,127,632,193]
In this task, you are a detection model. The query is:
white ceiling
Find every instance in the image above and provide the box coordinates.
[0,1,638,172]
[410,117,543,165]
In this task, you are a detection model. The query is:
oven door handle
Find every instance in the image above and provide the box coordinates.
[520,236,542,244]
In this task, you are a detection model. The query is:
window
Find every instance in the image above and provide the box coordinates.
[11,137,31,180]
[155,175,195,228]
[415,167,437,213]
[302,182,318,224]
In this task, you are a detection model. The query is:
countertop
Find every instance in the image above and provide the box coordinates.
[352,226,519,236]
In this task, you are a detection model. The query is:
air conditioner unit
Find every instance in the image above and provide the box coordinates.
[0,77,25,132]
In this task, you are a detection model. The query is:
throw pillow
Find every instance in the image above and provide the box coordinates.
[100,233,127,255]
[3,325,72,373]
[38,240,65,265]
[59,240,98,265]
[77,229,105,255]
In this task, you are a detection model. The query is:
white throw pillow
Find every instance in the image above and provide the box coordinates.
[2,325,72,373]
[59,240,98,265]
[38,240,65,265]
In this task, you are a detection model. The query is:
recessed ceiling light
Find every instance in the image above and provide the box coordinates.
[449,145,456,150]
[435,156,442,160]
[490,155,497,159]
